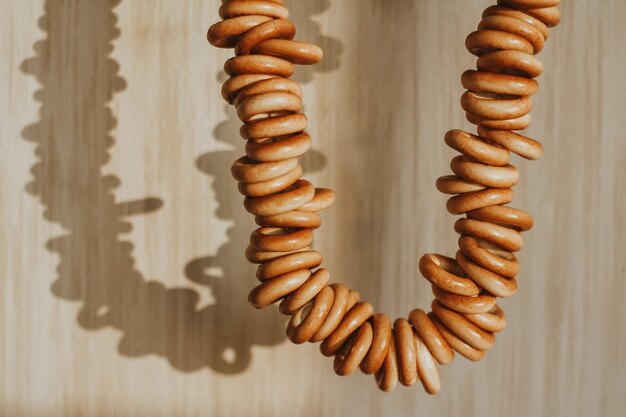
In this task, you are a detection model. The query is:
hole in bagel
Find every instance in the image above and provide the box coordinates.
[291,301,313,327]
[258,227,298,236]
[222,348,237,364]
[428,254,466,277]
[477,238,516,260]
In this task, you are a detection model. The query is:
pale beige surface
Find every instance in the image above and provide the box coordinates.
[1,1,625,416]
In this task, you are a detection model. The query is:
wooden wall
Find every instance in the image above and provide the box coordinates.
[1,1,625,416]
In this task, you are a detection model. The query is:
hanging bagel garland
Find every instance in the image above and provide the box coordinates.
[208,0,561,393]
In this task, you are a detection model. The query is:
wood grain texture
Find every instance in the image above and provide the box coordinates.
[1,0,625,416]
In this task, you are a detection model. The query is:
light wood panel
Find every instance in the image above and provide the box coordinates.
[1,0,625,416]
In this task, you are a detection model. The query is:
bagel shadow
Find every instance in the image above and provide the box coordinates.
[19,0,342,375]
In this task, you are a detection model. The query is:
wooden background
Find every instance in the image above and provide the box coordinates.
[1,1,625,416]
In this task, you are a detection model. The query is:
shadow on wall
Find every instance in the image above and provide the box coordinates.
[21,0,341,374]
